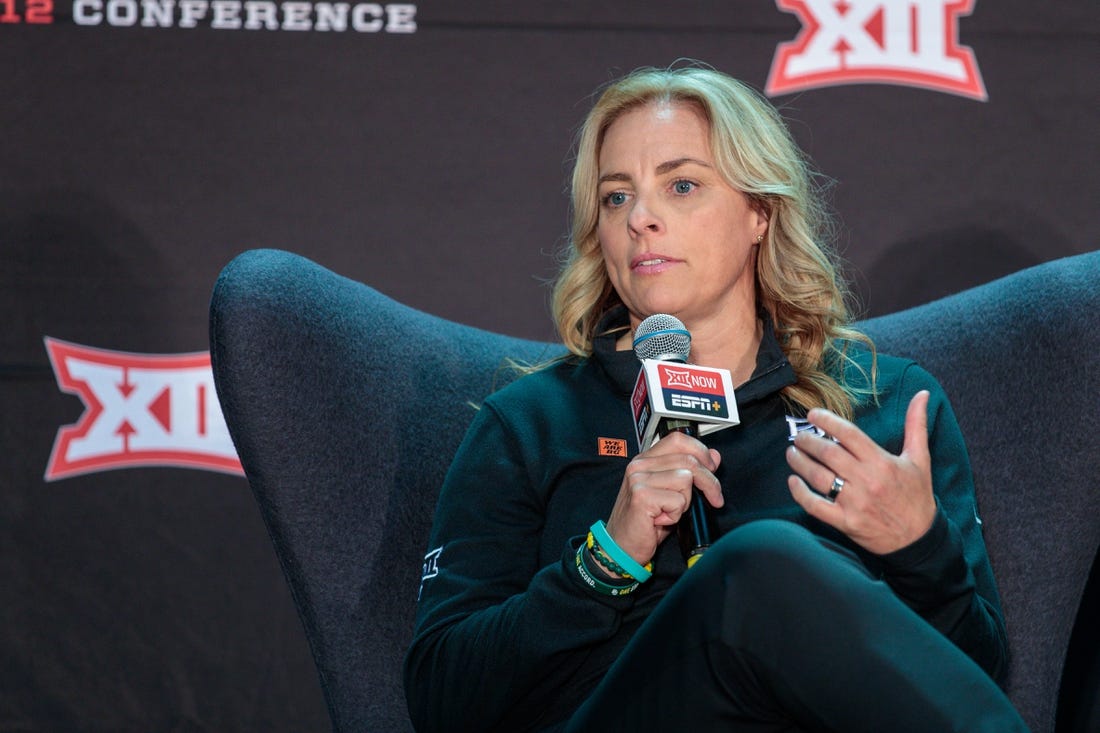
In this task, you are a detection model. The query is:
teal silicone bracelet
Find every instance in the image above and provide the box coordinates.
[589,520,652,582]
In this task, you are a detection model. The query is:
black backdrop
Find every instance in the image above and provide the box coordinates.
[2,2,1098,730]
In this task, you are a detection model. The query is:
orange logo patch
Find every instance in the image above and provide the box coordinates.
[598,437,628,458]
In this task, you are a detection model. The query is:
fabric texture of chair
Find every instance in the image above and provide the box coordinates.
[210,248,1100,733]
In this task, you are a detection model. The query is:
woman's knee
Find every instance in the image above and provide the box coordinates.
[700,520,862,600]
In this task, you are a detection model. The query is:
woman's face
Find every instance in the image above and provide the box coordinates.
[596,101,767,333]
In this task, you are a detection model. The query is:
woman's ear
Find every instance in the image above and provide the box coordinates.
[749,196,771,238]
[753,204,771,242]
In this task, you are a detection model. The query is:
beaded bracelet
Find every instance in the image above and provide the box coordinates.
[586,532,655,582]
[589,520,653,583]
[587,533,630,577]
[574,543,640,596]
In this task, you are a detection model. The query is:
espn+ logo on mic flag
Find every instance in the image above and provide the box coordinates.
[44,338,243,481]
[631,360,738,451]
[658,363,731,419]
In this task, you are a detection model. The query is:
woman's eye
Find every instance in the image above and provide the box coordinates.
[605,191,628,207]
[672,180,696,195]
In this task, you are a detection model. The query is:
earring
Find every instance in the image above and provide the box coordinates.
[756,233,764,243]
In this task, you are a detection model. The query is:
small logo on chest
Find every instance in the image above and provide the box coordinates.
[598,437,629,458]
[785,415,829,442]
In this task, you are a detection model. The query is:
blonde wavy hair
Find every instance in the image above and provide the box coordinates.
[551,65,875,418]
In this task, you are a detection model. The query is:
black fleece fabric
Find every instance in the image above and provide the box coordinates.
[404,309,1006,733]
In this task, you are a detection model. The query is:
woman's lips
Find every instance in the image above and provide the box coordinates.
[631,254,681,273]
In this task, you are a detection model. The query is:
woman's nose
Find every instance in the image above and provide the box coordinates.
[627,195,663,236]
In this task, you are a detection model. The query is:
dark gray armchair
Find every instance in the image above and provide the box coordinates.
[210,248,1100,732]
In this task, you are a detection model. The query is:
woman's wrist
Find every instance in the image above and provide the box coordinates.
[586,544,626,580]
[589,520,653,582]
[574,543,640,596]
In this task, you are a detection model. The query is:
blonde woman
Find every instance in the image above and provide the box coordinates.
[405,66,1026,732]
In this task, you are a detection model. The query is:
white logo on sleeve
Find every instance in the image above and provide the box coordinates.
[418,546,442,601]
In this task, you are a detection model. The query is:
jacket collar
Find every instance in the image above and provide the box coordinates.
[590,306,797,404]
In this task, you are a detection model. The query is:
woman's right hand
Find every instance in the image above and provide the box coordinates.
[603,431,723,568]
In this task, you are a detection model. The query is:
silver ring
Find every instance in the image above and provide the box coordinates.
[827,476,845,501]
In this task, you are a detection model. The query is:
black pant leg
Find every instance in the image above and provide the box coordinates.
[564,520,1028,733]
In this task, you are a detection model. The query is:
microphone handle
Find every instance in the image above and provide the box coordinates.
[658,419,718,567]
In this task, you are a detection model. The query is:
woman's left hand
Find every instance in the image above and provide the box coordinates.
[785,390,937,555]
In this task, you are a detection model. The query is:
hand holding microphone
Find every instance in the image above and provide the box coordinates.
[603,314,739,570]
[604,431,724,573]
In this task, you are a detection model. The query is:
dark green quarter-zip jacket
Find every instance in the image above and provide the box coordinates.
[405,310,1006,733]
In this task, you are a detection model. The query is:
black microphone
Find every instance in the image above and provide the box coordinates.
[632,314,729,568]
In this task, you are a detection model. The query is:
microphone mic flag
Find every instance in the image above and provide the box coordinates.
[630,314,739,450]
[630,314,739,567]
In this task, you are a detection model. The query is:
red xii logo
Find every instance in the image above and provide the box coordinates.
[44,338,244,481]
[767,0,987,101]
[660,367,695,390]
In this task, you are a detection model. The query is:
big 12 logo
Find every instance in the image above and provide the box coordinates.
[766,0,987,101]
[44,338,244,481]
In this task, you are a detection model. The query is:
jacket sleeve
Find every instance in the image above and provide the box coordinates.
[875,363,1009,681]
[402,399,635,733]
